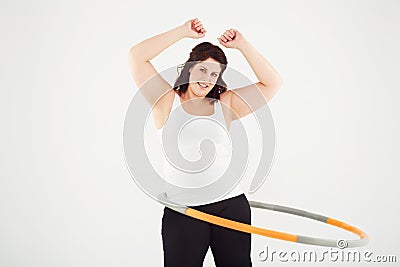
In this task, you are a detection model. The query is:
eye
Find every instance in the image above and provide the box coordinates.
[212,73,219,77]
[200,68,206,72]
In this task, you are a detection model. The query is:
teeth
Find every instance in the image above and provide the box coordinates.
[198,82,208,88]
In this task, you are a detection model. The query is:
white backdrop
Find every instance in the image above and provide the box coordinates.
[1,0,399,266]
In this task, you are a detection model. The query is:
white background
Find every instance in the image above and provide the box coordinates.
[1,0,399,266]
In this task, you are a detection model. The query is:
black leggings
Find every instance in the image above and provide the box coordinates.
[161,194,252,267]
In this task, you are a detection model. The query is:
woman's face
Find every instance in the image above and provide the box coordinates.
[188,57,222,97]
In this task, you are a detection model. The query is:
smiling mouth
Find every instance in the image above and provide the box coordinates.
[197,82,209,89]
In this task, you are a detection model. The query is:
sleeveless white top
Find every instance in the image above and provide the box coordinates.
[155,91,244,204]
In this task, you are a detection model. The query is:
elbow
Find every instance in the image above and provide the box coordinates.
[128,49,142,67]
[128,45,148,63]
[128,46,139,59]
[272,76,284,90]
[264,77,283,91]
[277,79,284,89]
[128,44,143,59]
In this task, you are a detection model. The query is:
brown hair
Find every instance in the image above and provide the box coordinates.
[173,42,228,104]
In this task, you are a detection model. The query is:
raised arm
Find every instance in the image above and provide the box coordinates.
[217,29,283,121]
[128,18,206,108]
[128,18,206,129]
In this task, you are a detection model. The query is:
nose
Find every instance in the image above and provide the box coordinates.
[199,73,216,84]
[200,76,212,84]
[207,74,215,83]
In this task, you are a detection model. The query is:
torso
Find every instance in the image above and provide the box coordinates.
[150,90,244,204]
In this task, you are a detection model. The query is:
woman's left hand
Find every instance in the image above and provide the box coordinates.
[217,29,246,49]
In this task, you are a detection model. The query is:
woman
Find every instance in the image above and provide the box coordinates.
[129,18,283,267]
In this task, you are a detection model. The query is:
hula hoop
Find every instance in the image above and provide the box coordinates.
[158,193,369,248]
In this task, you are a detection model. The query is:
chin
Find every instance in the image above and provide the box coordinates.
[193,91,208,97]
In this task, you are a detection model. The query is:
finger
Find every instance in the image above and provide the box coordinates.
[194,19,202,26]
[231,29,238,37]
[194,21,203,28]
[197,27,205,34]
[195,24,203,30]
[191,18,198,27]
[225,29,235,38]
[192,24,201,32]
[217,38,226,46]
[223,33,232,41]
[220,35,228,42]
[225,30,234,38]
[198,29,206,37]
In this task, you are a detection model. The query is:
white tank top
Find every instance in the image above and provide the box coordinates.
[155,91,244,204]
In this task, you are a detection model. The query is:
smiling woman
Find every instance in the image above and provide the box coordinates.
[128,17,283,267]
[173,42,228,105]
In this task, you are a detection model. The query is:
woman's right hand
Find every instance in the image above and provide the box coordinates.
[180,18,206,39]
